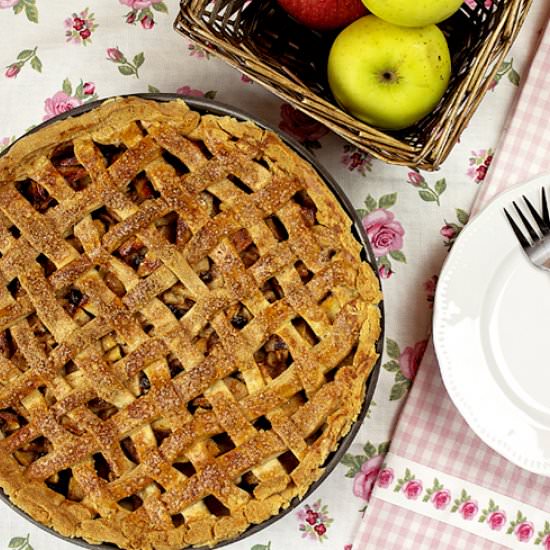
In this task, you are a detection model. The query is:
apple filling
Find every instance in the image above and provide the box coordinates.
[222,371,249,401]
[293,190,317,228]
[52,146,91,192]
[155,212,192,248]
[191,324,220,357]
[16,179,58,213]
[100,331,128,365]
[116,237,161,277]
[254,335,292,381]
[161,283,196,320]
[0,409,27,438]
[193,256,224,289]
[62,288,93,327]
[226,302,253,330]
[13,435,53,467]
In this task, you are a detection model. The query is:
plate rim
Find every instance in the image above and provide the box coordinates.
[433,172,550,476]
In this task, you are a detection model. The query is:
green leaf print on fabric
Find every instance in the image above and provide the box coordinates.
[4,46,41,78]
[383,338,427,400]
[489,58,520,91]
[441,208,470,249]
[406,170,447,206]
[106,47,144,78]
[8,0,38,23]
[8,534,33,550]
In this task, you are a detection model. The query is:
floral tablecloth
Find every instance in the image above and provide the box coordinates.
[0,1,548,549]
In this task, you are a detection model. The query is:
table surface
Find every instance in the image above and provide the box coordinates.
[0,1,548,549]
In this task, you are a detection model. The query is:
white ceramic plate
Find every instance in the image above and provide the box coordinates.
[434,173,550,476]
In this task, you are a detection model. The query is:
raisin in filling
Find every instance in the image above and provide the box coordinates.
[254,335,292,381]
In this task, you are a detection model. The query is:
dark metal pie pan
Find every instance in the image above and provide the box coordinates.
[0,93,384,549]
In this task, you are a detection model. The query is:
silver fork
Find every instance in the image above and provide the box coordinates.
[503,187,550,271]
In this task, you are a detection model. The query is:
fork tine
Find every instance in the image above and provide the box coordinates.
[542,187,549,227]
[513,201,540,242]
[522,195,550,235]
[504,208,531,249]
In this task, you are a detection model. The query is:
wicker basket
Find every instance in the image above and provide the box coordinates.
[174,0,532,170]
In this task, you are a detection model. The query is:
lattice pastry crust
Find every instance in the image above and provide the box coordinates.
[0,97,381,549]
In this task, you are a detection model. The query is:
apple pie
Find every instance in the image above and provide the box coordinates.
[0,97,381,549]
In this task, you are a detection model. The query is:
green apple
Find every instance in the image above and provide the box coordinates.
[362,0,464,27]
[327,15,451,130]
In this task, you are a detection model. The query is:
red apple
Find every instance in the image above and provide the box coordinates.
[277,0,367,31]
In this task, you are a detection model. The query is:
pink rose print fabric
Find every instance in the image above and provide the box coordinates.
[383,338,428,401]
[176,85,204,97]
[341,441,390,511]
[341,144,373,175]
[441,208,469,249]
[467,148,494,184]
[106,47,145,78]
[64,8,98,45]
[188,42,211,60]
[431,489,451,510]
[399,340,427,381]
[507,512,534,542]
[357,192,406,279]
[356,454,550,546]
[403,480,423,500]
[459,500,479,520]
[406,170,447,205]
[43,78,97,121]
[352,455,384,502]
[377,468,394,489]
[44,91,81,120]
[423,479,450,509]
[120,0,162,8]
[536,524,550,547]
[279,103,328,150]
[478,499,506,530]
[297,499,333,541]
[394,469,423,500]
[176,85,217,99]
[363,209,404,257]
[4,47,41,78]
[424,275,438,308]
[514,521,535,542]
[120,0,168,29]
[488,511,507,530]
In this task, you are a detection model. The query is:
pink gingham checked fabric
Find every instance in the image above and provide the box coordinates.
[473,18,550,216]
[354,16,550,550]
[365,501,500,550]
